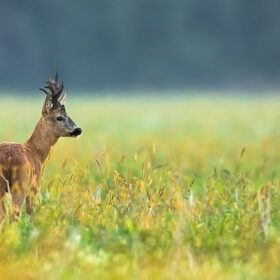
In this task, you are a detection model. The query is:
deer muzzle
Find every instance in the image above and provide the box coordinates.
[70,127,82,137]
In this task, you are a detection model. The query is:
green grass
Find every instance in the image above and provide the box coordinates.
[0,95,280,279]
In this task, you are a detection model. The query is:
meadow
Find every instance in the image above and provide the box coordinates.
[0,95,280,279]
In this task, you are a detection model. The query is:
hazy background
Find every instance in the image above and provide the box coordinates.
[0,0,280,93]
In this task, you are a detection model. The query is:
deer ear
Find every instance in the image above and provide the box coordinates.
[43,95,53,115]
[58,92,67,106]
[46,99,53,111]
[40,87,53,114]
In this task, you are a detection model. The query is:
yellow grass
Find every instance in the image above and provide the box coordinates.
[0,95,279,279]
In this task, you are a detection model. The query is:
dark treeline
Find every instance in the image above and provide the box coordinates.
[0,0,280,92]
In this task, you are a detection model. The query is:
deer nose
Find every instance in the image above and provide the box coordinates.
[71,127,82,136]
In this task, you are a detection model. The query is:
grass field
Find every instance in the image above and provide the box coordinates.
[0,95,280,279]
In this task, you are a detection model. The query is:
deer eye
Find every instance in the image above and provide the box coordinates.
[56,116,64,121]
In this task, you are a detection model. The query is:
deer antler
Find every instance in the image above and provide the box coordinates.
[40,73,66,109]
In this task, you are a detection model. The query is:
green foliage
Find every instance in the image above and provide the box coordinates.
[0,96,280,279]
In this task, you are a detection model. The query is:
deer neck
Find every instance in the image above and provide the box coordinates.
[24,117,59,163]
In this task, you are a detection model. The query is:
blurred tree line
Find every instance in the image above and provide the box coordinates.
[0,0,280,91]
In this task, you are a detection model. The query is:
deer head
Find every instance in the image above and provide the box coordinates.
[40,73,82,138]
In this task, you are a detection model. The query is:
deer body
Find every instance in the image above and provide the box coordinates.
[0,74,82,219]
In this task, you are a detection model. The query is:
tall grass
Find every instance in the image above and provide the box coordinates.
[0,96,280,279]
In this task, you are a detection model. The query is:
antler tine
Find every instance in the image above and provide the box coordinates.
[44,73,61,95]
[55,72,59,84]
[44,85,53,94]
[40,88,49,95]
[57,82,64,94]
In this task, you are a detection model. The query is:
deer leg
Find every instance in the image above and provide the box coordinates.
[0,175,9,221]
[11,184,26,218]
[0,193,6,222]
[26,185,38,215]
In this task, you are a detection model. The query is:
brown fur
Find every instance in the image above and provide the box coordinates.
[0,74,81,220]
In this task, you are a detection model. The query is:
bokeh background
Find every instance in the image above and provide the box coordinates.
[1,0,280,93]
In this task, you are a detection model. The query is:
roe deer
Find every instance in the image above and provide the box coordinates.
[0,73,82,220]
